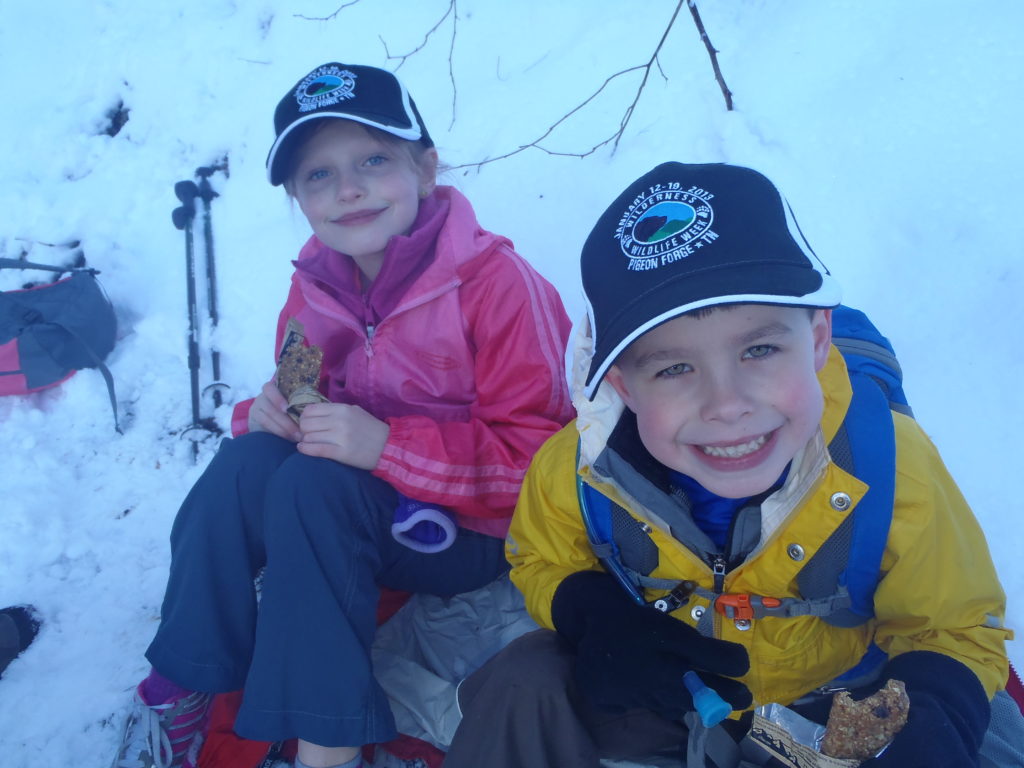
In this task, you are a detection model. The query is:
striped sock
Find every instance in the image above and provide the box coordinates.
[139,667,191,705]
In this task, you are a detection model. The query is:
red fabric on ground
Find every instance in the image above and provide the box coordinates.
[365,735,446,767]
[1008,663,1024,717]
[198,690,284,768]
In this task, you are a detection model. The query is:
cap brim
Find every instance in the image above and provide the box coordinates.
[266,112,424,186]
[583,266,841,399]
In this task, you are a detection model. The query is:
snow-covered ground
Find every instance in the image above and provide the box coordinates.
[0,1,1021,764]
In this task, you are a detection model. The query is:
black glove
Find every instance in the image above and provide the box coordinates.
[857,651,990,768]
[551,570,751,720]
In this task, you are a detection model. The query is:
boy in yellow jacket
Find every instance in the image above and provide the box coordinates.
[445,163,1011,768]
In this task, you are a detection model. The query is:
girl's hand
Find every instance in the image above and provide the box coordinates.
[248,380,303,442]
[297,402,390,469]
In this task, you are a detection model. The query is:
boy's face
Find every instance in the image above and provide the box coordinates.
[605,305,832,499]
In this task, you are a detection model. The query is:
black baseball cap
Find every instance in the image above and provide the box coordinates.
[582,162,841,399]
[266,62,433,185]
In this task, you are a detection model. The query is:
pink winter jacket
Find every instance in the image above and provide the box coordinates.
[231,186,574,538]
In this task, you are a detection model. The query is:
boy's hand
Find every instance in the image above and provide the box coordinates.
[858,651,990,768]
[297,402,390,470]
[551,570,751,720]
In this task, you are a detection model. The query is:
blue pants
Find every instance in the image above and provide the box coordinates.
[146,432,508,747]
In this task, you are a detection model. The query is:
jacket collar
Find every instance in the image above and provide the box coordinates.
[291,185,509,322]
[292,191,449,324]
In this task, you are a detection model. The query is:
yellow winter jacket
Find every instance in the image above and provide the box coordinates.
[507,339,1010,708]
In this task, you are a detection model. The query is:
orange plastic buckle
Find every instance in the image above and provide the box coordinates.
[714,593,754,620]
[714,594,783,620]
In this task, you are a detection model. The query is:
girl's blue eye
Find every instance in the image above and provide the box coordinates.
[744,344,777,359]
[365,154,387,167]
[307,168,329,181]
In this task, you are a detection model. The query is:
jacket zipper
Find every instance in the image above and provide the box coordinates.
[711,554,727,593]
[363,288,375,356]
[364,323,375,356]
[711,554,727,637]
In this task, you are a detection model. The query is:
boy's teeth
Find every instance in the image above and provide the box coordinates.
[701,434,767,458]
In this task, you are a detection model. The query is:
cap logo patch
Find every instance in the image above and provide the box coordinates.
[295,65,357,113]
[616,184,718,271]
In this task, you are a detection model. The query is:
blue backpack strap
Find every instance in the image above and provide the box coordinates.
[831,305,912,416]
[829,306,902,620]
[835,369,897,619]
[577,469,648,606]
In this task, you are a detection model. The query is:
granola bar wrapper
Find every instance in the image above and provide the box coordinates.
[749,705,861,768]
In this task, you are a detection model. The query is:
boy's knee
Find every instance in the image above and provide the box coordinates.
[459,630,574,710]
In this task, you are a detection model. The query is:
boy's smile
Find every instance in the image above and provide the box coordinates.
[605,305,832,498]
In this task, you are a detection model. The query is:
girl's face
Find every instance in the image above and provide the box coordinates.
[289,120,437,278]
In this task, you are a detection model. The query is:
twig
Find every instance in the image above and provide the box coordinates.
[450,65,645,170]
[447,2,458,131]
[611,0,683,150]
[381,0,455,70]
[294,0,362,22]
[687,0,733,110]
[449,0,685,171]
[380,0,459,132]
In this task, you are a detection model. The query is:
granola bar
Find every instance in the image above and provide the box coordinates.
[820,679,909,761]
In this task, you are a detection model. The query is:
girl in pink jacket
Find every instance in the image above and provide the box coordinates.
[112,62,572,768]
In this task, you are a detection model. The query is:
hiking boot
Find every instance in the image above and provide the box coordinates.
[111,683,211,768]
[0,604,41,678]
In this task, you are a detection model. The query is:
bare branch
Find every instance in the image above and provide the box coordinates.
[450,65,646,170]
[379,1,459,132]
[611,0,684,150]
[381,0,455,70]
[449,0,686,172]
[687,0,733,111]
[293,0,362,22]
[447,1,459,131]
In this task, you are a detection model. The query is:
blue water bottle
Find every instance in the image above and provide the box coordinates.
[683,670,732,727]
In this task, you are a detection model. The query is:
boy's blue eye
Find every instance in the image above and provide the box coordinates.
[656,363,690,378]
[365,154,388,167]
[307,168,329,181]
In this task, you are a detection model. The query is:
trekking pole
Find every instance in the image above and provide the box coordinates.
[195,165,228,408]
[172,180,202,461]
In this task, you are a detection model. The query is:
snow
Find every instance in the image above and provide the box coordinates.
[0,0,1021,763]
